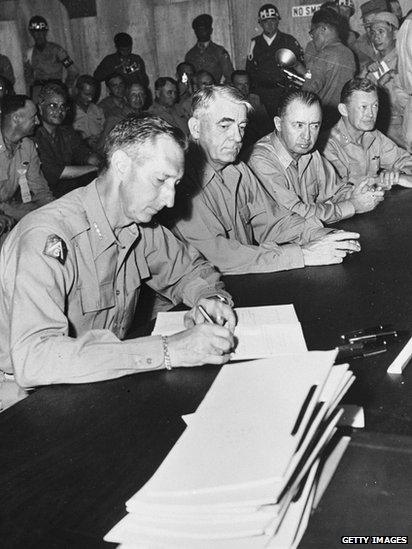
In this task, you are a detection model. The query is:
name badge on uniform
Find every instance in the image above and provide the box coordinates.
[17,162,31,203]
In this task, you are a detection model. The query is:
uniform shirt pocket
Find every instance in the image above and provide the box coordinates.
[80,280,115,313]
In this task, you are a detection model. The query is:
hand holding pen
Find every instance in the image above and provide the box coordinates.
[184,298,236,333]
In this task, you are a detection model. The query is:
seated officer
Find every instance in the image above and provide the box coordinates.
[231,69,272,150]
[0,115,235,389]
[176,61,195,104]
[34,83,101,198]
[0,95,53,245]
[24,15,78,102]
[164,85,360,275]
[98,72,129,119]
[247,90,383,223]
[0,53,15,88]
[185,14,234,84]
[148,77,188,135]
[321,78,412,189]
[97,81,148,151]
[94,32,149,88]
[73,75,105,150]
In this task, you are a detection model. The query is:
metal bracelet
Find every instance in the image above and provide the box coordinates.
[161,335,172,370]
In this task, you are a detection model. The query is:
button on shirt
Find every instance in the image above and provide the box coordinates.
[0,180,231,387]
[247,132,354,223]
[322,118,412,184]
[0,132,53,221]
[166,148,330,275]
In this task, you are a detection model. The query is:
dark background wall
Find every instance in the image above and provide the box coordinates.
[0,0,409,94]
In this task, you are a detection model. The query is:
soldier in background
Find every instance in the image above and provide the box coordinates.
[185,14,234,84]
[246,4,305,119]
[94,32,149,88]
[24,15,78,102]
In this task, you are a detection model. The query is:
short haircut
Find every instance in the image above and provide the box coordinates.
[278,89,321,118]
[114,32,132,48]
[76,74,98,90]
[340,77,377,104]
[176,62,195,75]
[231,70,249,82]
[104,72,126,86]
[126,81,146,93]
[38,81,68,104]
[192,13,212,29]
[195,70,215,82]
[154,77,177,91]
[1,95,29,118]
[191,85,253,119]
[104,114,188,164]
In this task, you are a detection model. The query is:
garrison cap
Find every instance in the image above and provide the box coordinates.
[258,4,281,21]
[192,14,213,29]
[360,0,390,18]
[370,10,399,28]
[28,15,48,31]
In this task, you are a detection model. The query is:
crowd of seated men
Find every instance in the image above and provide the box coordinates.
[0,2,411,405]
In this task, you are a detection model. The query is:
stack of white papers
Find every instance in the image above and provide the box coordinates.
[105,350,354,548]
[152,305,307,359]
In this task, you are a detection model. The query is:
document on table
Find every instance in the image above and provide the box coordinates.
[152,304,307,359]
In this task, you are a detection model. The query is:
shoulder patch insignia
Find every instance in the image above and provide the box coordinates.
[43,234,67,265]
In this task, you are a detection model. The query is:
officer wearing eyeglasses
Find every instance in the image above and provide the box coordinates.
[33,82,102,198]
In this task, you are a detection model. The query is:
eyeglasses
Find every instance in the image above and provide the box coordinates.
[45,102,68,113]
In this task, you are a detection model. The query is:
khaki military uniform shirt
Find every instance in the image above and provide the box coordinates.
[0,132,53,221]
[167,151,330,275]
[322,118,412,184]
[303,41,356,109]
[185,41,234,83]
[73,103,105,140]
[25,42,74,84]
[247,132,354,223]
[0,180,230,388]
[147,103,189,135]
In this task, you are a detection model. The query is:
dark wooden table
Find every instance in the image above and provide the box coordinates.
[1,188,412,548]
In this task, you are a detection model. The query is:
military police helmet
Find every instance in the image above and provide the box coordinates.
[258,4,281,21]
[28,15,48,31]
